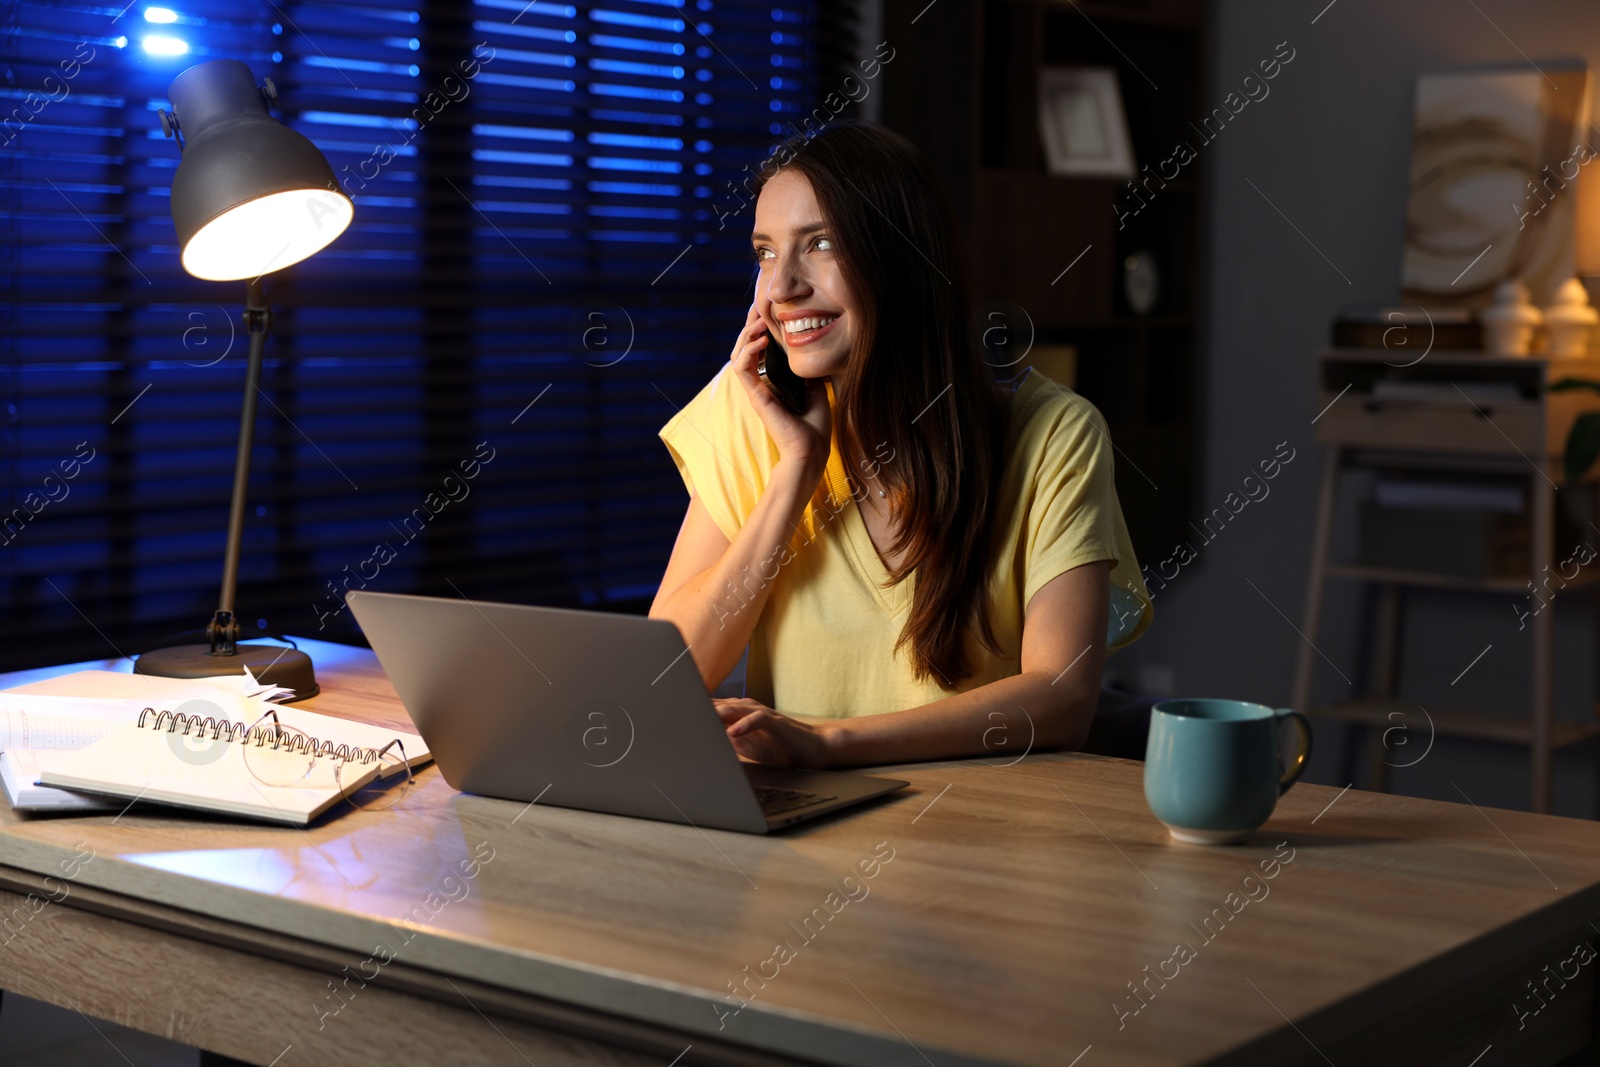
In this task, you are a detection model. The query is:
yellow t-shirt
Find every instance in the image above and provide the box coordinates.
[657,365,1152,718]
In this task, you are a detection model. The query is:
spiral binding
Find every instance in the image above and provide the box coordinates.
[135,707,386,764]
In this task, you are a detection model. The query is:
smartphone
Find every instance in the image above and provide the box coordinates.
[757,327,809,414]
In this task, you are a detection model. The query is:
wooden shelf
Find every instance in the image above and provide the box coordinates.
[1046,316,1194,330]
[1325,562,1600,593]
[1324,563,1529,594]
[1322,347,1529,364]
[973,166,1199,194]
[1314,350,1600,461]
[1296,350,1600,812]
[1309,699,1600,749]
[1071,0,1205,31]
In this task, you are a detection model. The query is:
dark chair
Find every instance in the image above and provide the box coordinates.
[1080,684,1157,761]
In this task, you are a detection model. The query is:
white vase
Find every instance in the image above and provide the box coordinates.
[1479,279,1543,357]
[1542,277,1598,359]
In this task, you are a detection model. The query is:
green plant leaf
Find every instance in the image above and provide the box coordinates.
[1550,377,1600,395]
[1565,412,1600,483]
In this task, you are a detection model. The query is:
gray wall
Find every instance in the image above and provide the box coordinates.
[1104,0,1600,813]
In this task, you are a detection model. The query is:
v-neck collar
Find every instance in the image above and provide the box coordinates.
[814,371,1043,615]
[822,445,912,615]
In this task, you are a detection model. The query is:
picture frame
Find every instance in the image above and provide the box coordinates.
[1399,66,1592,308]
[1037,66,1135,178]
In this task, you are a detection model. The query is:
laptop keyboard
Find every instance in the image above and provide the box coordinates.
[753,785,835,816]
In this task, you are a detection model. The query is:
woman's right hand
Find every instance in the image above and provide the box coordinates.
[728,301,832,473]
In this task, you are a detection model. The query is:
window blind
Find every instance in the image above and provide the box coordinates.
[0,0,859,671]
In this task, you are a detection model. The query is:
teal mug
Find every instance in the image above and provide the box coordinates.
[1144,699,1313,845]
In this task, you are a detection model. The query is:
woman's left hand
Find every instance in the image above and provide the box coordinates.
[713,697,833,768]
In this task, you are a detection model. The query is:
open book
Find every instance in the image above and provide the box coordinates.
[0,695,149,812]
[2,672,430,825]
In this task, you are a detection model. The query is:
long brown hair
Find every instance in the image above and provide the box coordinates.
[752,120,1009,688]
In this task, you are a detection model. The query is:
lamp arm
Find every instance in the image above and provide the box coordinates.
[209,277,271,655]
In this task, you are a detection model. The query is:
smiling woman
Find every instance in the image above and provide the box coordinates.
[649,120,1152,770]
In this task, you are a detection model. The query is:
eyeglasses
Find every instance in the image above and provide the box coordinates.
[240,710,414,812]
[335,737,414,813]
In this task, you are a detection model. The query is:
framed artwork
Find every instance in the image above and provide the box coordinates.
[1038,67,1135,179]
[1400,66,1592,308]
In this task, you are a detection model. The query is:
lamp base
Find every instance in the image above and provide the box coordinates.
[135,644,319,701]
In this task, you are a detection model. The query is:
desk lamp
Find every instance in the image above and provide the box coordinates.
[134,59,353,699]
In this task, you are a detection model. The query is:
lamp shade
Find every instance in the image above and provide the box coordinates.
[166,59,352,281]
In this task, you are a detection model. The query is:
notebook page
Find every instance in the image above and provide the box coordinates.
[37,725,386,826]
[0,695,152,751]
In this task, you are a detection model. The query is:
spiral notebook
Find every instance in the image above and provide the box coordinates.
[35,705,429,826]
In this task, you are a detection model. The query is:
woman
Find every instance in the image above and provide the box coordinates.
[651,119,1151,768]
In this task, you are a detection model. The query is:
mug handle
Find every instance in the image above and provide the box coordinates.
[1274,708,1314,795]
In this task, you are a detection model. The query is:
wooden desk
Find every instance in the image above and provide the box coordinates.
[1,639,1598,1066]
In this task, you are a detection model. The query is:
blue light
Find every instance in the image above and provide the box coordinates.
[589,156,682,173]
[143,35,189,55]
[144,7,179,22]
[113,35,129,48]
[588,131,682,150]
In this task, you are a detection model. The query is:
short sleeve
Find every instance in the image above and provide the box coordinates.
[658,364,779,544]
[1022,393,1153,648]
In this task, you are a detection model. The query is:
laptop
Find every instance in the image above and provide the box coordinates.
[345,590,909,833]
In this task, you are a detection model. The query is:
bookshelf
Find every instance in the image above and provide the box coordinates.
[879,0,1208,564]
